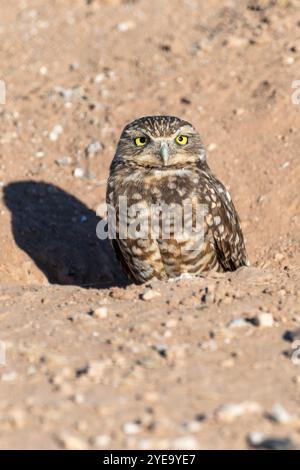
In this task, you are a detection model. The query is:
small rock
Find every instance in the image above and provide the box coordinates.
[56,156,72,166]
[228,318,250,329]
[85,140,103,156]
[122,421,141,435]
[27,365,37,376]
[252,312,274,328]
[92,434,111,448]
[69,62,80,71]
[141,289,161,301]
[284,56,294,65]
[283,328,300,342]
[116,21,135,32]
[39,66,48,75]
[268,404,293,424]
[171,435,198,450]
[216,401,261,422]
[93,306,108,319]
[94,73,106,83]
[49,124,63,141]
[1,371,17,382]
[70,393,85,404]
[8,407,26,429]
[183,420,202,433]
[35,150,45,158]
[73,167,85,178]
[88,360,108,380]
[54,86,80,101]
[198,339,218,351]
[247,432,295,450]
[57,432,88,450]
[207,143,217,152]
[152,343,168,358]
[227,36,248,48]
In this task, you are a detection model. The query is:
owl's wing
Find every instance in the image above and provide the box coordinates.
[201,171,248,271]
[213,197,248,271]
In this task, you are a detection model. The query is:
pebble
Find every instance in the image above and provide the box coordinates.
[85,140,103,156]
[54,86,80,101]
[247,432,295,450]
[57,432,89,450]
[35,150,45,158]
[49,124,63,141]
[228,318,250,329]
[152,343,168,358]
[92,434,111,448]
[183,420,202,433]
[8,407,26,429]
[198,339,218,351]
[39,66,48,75]
[1,371,17,382]
[87,360,108,381]
[56,156,72,166]
[252,312,274,328]
[207,143,217,152]
[141,289,161,301]
[171,435,198,450]
[122,421,141,435]
[93,306,108,319]
[94,73,106,83]
[116,21,135,32]
[269,403,293,424]
[27,365,37,376]
[73,167,85,178]
[283,328,300,342]
[227,36,248,48]
[215,401,261,422]
[70,393,85,404]
[284,56,295,65]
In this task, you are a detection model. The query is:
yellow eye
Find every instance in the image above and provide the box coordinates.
[134,136,148,147]
[175,135,188,146]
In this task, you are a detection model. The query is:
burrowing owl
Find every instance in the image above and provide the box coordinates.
[106,115,248,284]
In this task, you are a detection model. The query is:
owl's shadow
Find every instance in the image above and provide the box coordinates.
[3,181,128,288]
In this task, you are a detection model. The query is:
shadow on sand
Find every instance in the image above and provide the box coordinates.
[3,180,127,288]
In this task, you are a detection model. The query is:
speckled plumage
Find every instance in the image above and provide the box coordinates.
[107,115,248,284]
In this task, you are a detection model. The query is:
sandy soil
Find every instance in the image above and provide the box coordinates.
[0,0,300,450]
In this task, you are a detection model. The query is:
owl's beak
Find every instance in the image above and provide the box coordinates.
[160,142,169,165]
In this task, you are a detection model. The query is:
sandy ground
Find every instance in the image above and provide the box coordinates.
[0,0,300,450]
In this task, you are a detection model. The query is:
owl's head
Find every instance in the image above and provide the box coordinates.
[114,115,206,169]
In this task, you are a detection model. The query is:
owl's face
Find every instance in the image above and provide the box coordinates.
[114,116,206,169]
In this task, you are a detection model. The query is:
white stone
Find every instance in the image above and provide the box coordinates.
[93,306,108,319]
[58,433,88,450]
[73,167,85,178]
[117,21,135,32]
[216,401,262,422]
[255,313,274,328]
[141,289,161,301]
[123,421,141,435]
[93,434,111,447]
[270,403,293,424]
[171,435,198,450]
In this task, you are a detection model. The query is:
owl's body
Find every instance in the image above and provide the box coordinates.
[107,116,248,284]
